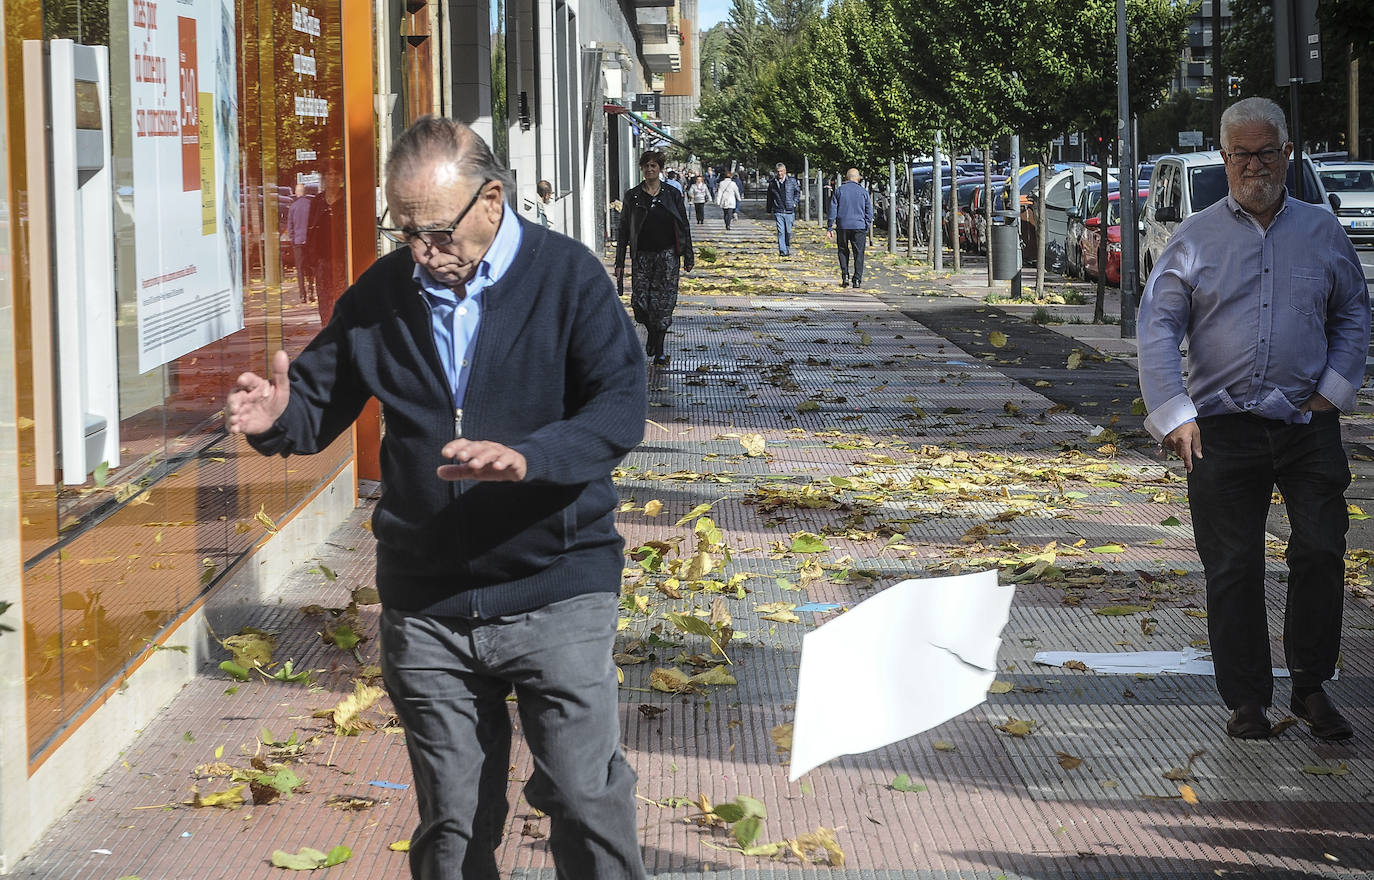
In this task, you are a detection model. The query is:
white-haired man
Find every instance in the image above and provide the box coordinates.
[1138,97,1369,741]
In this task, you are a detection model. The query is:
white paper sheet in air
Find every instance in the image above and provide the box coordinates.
[788,570,1014,780]
[1032,648,1307,678]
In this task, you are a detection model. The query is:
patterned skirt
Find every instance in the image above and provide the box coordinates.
[630,248,680,331]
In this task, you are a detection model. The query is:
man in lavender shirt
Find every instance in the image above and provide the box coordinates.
[1138,98,1369,741]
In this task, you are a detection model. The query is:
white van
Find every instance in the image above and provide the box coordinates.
[1141,151,1335,278]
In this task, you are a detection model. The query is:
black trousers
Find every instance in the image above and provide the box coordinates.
[1187,412,1349,709]
[693,202,705,224]
[836,228,866,282]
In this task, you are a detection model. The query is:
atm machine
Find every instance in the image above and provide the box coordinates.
[23,39,119,486]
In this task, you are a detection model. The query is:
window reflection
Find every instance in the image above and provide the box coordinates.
[13,0,353,758]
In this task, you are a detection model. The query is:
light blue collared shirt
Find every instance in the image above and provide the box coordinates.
[1138,193,1369,441]
[414,205,524,409]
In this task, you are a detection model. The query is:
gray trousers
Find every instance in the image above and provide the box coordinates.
[379,592,646,880]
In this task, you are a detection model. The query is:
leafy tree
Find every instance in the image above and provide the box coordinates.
[1223,0,1374,152]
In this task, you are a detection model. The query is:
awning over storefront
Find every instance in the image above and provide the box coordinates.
[603,103,688,150]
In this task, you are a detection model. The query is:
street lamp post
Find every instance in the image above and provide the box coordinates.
[1117,0,1139,338]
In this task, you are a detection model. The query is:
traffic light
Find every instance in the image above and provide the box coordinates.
[1228,75,1241,97]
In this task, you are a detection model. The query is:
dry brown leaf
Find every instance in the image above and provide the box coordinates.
[1178,783,1199,805]
[649,667,696,694]
[740,434,767,457]
[187,784,246,809]
[643,499,664,517]
[1056,751,1083,770]
[331,680,385,735]
[932,740,956,752]
[787,827,845,866]
[770,722,793,752]
[995,718,1035,737]
[988,680,1013,694]
[1063,660,1090,672]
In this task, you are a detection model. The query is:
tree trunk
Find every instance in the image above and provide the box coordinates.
[906,160,915,258]
[1035,152,1048,299]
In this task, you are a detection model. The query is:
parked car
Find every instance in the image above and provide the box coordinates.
[966,177,1010,254]
[1064,181,1118,278]
[1316,162,1374,244]
[1018,165,1115,271]
[1141,151,1335,278]
[1077,188,1148,285]
[1136,162,1154,184]
[943,176,995,250]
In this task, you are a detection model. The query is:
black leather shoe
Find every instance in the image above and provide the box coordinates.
[1226,704,1271,739]
[851,279,861,288]
[1291,691,1354,741]
[840,277,848,287]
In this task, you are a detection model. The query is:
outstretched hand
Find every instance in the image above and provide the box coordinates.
[227,350,292,436]
[436,439,527,482]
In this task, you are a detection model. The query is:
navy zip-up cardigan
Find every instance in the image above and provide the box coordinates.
[248,218,648,617]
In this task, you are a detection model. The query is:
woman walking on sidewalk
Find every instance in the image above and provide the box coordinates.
[688,174,710,225]
[615,150,694,365]
[715,170,741,229]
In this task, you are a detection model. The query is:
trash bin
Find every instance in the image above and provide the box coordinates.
[991,217,1021,281]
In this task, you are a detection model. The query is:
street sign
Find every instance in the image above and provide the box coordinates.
[1273,0,1321,85]
[632,92,657,113]
[1178,130,1203,147]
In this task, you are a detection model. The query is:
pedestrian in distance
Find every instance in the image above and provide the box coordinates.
[766,162,801,255]
[705,167,718,200]
[531,178,556,231]
[664,168,684,194]
[827,168,873,288]
[287,182,315,303]
[715,169,741,230]
[615,149,694,366]
[688,174,711,225]
[1138,97,1369,742]
[226,116,650,880]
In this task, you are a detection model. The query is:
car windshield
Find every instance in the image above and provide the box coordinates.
[1189,165,1229,211]
[1094,194,1147,226]
[1319,169,1374,193]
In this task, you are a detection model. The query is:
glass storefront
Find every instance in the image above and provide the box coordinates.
[5,0,359,760]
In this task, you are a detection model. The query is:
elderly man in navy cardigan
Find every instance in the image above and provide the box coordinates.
[227,117,649,880]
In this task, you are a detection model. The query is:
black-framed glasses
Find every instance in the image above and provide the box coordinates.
[1223,147,1284,167]
[378,179,494,246]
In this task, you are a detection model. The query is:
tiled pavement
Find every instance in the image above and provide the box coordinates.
[10,206,1374,879]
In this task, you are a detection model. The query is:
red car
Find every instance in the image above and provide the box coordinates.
[1079,189,1147,286]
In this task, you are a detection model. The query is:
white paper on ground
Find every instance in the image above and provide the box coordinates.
[788,569,1015,781]
[1032,648,1305,679]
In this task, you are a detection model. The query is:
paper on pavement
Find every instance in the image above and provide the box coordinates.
[1033,648,1308,679]
[788,569,1014,781]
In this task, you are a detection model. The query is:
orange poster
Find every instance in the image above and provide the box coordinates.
[178,16,199,191]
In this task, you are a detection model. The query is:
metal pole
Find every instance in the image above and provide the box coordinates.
[1117,0,1138,338]
[1288,0,1304,200]
[1009,134,1021,299]
[803,156,811,222]
[932,133,943,271]
[984,145,994,287]
[888,158,897,253]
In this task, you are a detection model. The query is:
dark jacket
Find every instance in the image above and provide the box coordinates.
[766,174,801,213]
[249,219,648,617]
[828,180,873,231]
[614,182,694,273]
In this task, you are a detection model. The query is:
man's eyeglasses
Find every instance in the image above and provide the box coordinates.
[378,179,494,246]
[1223,147,1284,167]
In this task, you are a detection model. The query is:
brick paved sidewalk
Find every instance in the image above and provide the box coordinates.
[9,210,1374,880]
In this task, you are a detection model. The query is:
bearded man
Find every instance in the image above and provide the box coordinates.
[1137,97,1369,741]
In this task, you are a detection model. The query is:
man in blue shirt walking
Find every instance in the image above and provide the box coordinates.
[1138,97,1369,742]
[766,162,801,256]
[827,168,873,288]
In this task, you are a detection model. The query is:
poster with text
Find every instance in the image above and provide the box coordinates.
[130,0,241,373]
